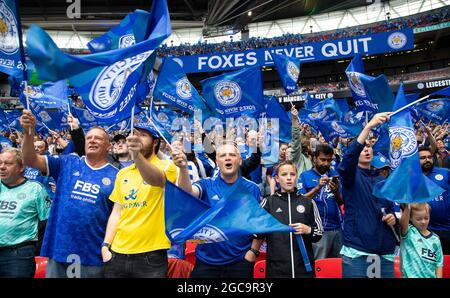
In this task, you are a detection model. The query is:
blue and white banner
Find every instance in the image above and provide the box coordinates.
[272,53,301,95]
[21,80,69,109]
[415,98,450,125]
[175,29,414,73]
[0,0,27,78]
[201,66,266,119]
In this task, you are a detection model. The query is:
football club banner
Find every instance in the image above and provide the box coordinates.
[25,0,171,81]
[415,98,450,125]
[72,106,103,130]
[20,80,69,109]
[272,53,301,95]
[303,93,321,110]
[265,96,292,143]
[154,58,212,119]
[4,110,23,131]
[359,74,395,113]
[201,66,266,119]
[0,0,27,78]
[0,135,12,148]
[373,84,445,203]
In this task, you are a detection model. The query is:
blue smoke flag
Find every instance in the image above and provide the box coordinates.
[373,83,445,203]
[265,96,291,143]
[272,53,301,95]
[0,0,27,79]
[201,66,266,119]
[345,54,378,113]
[25,0,171,81]
[415,98,450,125]
[315,120,363,142]
[153,58,212,119]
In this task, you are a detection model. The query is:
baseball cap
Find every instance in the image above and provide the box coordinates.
[134,122,160,139]
[371,154,390,169]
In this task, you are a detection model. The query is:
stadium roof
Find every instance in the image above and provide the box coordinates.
[19,0,374,33]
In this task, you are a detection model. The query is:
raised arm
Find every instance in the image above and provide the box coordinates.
[171,149,200,198]
[19,110,47,174]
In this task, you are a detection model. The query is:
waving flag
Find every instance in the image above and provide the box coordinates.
[272,54,301,95]
[0,0,27,79]
[147,104,180,141]
[20,80,69,109]
[72,106,102,130]
[345,55,378,114]
[0,135,12,148]
[415,99,450,125]
[359,74,395,113]
[373,84,445,203]
[26,0,171,81]
[154,58,212,119]
[315,120,363,142]
[201,66,265,119]
[264,96,292,143]
[4,110,23,132]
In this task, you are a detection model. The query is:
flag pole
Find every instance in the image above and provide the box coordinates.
[23,82,32,135]
[390,95,430,117]
[146,96,173,151]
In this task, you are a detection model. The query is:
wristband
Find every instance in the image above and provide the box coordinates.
[249,248,260,257]
[101,242,110,249]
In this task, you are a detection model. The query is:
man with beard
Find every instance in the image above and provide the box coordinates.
[101,122,177,278]
[419,147,450,254]
[297,144,344,259]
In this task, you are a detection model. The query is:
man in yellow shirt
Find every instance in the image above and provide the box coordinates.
[101,123,177,278]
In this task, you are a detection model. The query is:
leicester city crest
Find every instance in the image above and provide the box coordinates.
[118,34,135,49]
[387,32,407,50]
[308,109,327,120]
[176,78,192,100]
[214,80,241,107]
[389,126,417,169]
[0,0,19,55]
[83,109,96,122]
[157,112,169,123]
[426,101,443,112]
[39,111,51,123]
[347,72,366,97]
[286,61,299,82]
[89,50,152,111]
[331,121,345,134]
[24,85,44,99]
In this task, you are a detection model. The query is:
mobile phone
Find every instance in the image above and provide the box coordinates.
[332,176,339,184]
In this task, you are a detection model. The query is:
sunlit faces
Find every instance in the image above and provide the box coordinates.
[275,163,297,192]
[419,149,433,173]
[0,150,24,184]
[34,140,47,155]
[410,205,431,233]
[85,127,111,158]
[134,128,158,158]
[216,144,242,178]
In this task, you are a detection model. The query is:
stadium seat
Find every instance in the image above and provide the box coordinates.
[256,252,266,263]
[443,255,450,278]
[315,258,342,278]
[394,256,401,278]
[34,256,48,278]
[168,258,194,278]
[253,260,266,278]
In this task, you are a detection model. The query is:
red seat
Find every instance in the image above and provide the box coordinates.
[315,258,342,278]
[253,260,266,278]
[256,252,266,263]
[34,256,48,278]
[394,256,401,278]
[443,255,450,278]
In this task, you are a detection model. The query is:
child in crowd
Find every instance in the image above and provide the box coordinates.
[250,161,323,277]
[400,203,443,278]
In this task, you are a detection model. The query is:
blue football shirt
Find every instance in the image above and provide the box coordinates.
[426,167,449,231]
[192,175,261,265]
[40,154,118,266]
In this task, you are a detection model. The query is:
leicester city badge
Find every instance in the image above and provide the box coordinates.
[214,80,242,107]
[176,78,192,100]
[0,1,19,55]
[389,126,417,169]
[387,32,407,50]
[346,72,366,97]
[286,61,299,82]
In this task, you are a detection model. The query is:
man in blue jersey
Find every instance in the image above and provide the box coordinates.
[419,147,450,254]
[172,142,261,278]
[337,112,398,278]
[20,110,118,278]
[297,143,343,259]
[0,148,50,278]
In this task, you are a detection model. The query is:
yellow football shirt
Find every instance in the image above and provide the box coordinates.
[109,155,178,254]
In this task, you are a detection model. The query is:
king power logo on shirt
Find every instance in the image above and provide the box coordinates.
[71,180,100,204]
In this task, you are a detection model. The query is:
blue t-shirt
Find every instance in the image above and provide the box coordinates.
[241,144,262,184]
[192,175,261,265]
[119,160,133,168]
[297,168,342,230]
[426,167,450,231]
[41,154,118,266]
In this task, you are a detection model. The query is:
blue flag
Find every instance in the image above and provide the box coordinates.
[72,106,103,130]
[315,120,363,142]
[165,181,293,243]
[272,53,301,95]
[372,123,391,158]
[373,84,445,203]
[345,54,378,113]
[265,96,291,143]
[359,74,395,113]
[0,0,27,79]
[21,80,69,109]
[415,98,450,125]
[25,0,171,81]
[0,135,12,148]
[154,58,212,119]
[303,93,320,110]
[4,110,23,132]
[201,66,266,119]
[431,85,450,97]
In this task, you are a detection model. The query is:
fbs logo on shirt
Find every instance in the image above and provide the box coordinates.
[125,188,138,201]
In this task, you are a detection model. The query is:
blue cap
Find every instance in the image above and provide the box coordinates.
[371,154,389,169]
[134,122,160,139]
